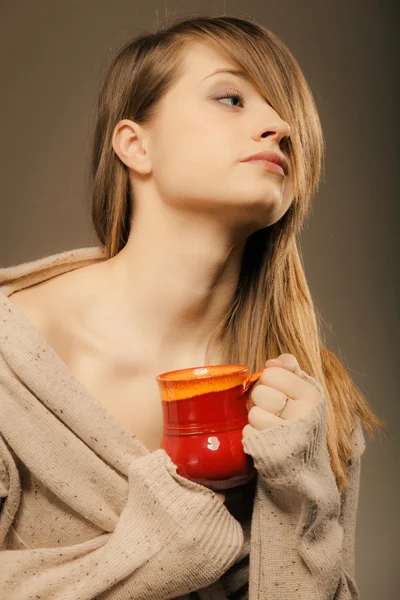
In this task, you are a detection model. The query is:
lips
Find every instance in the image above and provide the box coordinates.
[241,151,288,176]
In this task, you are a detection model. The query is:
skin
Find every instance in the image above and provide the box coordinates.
[107,42,321,501]
[7,41,322,505]
[244,354,322,437]
[54,41,319,502]
[91,40,294,373]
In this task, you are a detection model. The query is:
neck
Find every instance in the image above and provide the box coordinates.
[84,206,248,370]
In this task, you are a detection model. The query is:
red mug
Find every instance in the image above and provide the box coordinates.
[156,364,264,491]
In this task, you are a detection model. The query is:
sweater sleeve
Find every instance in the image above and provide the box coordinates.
[242,374,366,599]
[0,441,244,600]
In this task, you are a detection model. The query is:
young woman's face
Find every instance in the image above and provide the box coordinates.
[144,41,294,233]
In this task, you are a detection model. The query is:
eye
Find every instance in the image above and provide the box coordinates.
[215,90,245,108]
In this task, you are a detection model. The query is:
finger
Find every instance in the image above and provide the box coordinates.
[243,423,259,438]
[243,408,282,437]
[215,491,226,503]
[246,366,294,412]
[251,383,289,415]
[249,388,305,423]
[265,353,303,377]
[258,367,320,403]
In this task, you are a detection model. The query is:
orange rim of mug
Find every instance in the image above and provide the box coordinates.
[156,364,263,402]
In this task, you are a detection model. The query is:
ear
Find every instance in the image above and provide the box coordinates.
[112,119,152,175]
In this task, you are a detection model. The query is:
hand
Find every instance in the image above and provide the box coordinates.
[242,353,322,438]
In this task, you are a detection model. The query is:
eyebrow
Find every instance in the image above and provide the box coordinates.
[201,68,248,82]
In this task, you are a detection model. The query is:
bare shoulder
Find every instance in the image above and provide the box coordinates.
[6,264,107,374]
[9,279,56,327]
[8,267,89,333]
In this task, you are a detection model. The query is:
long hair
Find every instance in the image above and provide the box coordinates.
[89,14,387,493]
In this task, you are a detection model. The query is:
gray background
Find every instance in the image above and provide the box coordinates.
[1,1,398,598]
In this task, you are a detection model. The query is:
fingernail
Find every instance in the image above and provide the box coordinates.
[266,359,281,366]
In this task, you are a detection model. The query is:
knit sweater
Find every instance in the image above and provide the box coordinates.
[0,246,366,600]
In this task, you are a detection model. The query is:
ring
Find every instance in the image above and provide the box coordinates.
[275,396,289,418]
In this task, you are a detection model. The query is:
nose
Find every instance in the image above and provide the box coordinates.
[260,119,291,146]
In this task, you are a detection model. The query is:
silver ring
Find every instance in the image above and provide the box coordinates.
[275,396,289,418]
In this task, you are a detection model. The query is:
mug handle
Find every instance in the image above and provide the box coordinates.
[243,369,264,395]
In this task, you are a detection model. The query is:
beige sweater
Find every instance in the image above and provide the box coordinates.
[0,246,366,600]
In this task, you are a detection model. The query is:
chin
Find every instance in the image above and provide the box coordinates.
[247,194,284,213]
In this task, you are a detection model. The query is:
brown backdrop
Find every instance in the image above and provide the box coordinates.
[1,1,398,597]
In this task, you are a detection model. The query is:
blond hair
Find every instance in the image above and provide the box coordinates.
[89,14,387,493]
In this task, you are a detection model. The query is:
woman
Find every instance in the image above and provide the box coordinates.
[0,14,386,600]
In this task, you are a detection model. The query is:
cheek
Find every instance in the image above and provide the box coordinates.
[158,100,234,164]
[152,116,234,190]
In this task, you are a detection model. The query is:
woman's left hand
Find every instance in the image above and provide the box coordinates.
[242,353,322,438]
